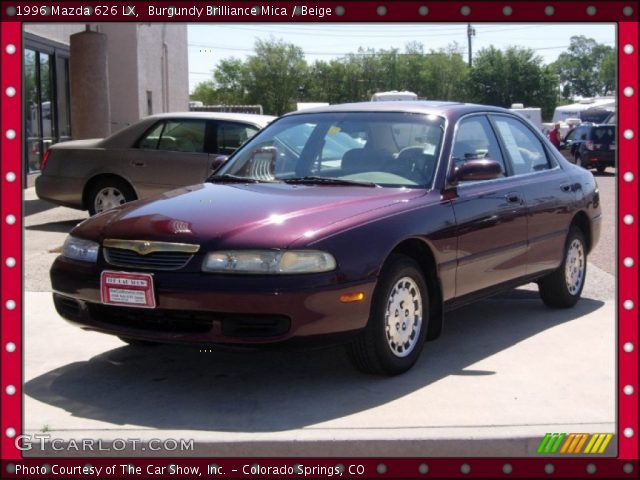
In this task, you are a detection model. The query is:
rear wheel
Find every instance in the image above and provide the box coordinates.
[538,227,587,308]
[347,254,428,375]
[87,177,136,215]
[596,166,606,174]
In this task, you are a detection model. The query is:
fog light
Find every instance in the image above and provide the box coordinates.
[340,292,365,303]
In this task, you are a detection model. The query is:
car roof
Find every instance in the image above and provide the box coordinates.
[280,100,511,118]
[572,123,616,130]
[100,111,275,148]
[142,111,276,125]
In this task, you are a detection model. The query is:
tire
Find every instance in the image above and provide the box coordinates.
[347,254,429,375]
[596,166,606,174]
[118,336,160,347]
[538,227,587,308]
[87,177,136,215]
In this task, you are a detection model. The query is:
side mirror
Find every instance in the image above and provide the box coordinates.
[451,159,503,183]
[210,155,229,173]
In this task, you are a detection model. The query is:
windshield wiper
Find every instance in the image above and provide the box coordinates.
[207,174,276,184]
[283,176,378,187]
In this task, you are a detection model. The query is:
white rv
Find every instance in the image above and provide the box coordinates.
[509,103,543,130]
[552,97,615,124]
[371,91,418,101]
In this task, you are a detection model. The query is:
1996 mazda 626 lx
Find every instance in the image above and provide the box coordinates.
[51,101,601,375]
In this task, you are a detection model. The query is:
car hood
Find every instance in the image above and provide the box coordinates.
[72,183,426,249]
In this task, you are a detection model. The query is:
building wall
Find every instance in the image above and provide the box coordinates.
[100,24,140,132]
[23,23,188,135]
[24,24,85,44]
[136,24,189,118]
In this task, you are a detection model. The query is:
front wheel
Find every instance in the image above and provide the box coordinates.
[347,254,428,375]
[538,227,587,308]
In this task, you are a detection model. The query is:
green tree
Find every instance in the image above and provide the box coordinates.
[469,46,559,119]
[244,38,307,115]
[599,49,616,96]
[421,44,469,101]
[213,58,249,104]
[552,36,615,98]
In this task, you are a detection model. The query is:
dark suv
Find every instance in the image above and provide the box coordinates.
[560,123,616,173]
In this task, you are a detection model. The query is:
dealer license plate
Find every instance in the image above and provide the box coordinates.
[100,271,156,308]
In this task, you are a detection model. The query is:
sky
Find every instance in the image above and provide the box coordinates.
[188,23,616,93]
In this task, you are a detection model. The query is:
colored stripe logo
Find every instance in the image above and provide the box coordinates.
[537,433,613,454]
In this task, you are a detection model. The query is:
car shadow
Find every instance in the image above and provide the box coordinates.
[25,219,85,233]
[24,293,606,433]
[24,199,59,217]
[593,171,615,178]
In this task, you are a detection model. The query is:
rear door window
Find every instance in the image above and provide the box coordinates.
[492,115,551,175]
[137,120,206,153]
[217,122,260,155]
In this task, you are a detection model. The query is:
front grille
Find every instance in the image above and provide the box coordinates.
[88,304,291,338]
[104,248,193,270]
[89,304,214,333]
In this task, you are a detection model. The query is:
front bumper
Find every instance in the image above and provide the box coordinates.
[50,256,375,346]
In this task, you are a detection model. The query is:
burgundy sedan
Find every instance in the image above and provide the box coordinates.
[51,102,601,375]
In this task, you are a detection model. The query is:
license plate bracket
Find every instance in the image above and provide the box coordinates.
[100,271,156,308]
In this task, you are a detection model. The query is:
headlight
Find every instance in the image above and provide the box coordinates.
[202,250,336,274]
[62,236,99,263]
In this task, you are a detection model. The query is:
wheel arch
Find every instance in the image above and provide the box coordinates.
[82,174,138,210]
[570,210,592,253]
[387,238,444,341]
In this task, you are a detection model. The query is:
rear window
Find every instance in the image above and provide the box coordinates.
[590,126,615,143]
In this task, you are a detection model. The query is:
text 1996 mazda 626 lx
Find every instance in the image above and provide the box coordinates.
[51,101,601,375]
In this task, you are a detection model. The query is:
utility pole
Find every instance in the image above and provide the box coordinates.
[467,23,476,68]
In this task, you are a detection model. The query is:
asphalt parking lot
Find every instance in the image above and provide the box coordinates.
[21,173,617,457]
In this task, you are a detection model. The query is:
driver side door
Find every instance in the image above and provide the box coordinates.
[450,114,528,297]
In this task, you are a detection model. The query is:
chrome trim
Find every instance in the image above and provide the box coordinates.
[103,239,200,255]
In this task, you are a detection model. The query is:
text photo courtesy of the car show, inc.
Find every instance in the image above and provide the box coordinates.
[1,5,638,480]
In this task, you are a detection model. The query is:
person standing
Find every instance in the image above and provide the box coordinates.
[548,122,562,149]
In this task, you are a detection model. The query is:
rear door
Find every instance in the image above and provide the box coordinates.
[126,119,212,197]
[489,114,576,275]
[450,114,528,297]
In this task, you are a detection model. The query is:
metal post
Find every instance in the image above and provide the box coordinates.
[467,24,475,68]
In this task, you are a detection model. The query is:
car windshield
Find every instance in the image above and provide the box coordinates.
[215,112,445,188]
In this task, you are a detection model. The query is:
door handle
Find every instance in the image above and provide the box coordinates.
[131,161,145,167]
[560,183,572,192]
[505,192,521,204]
